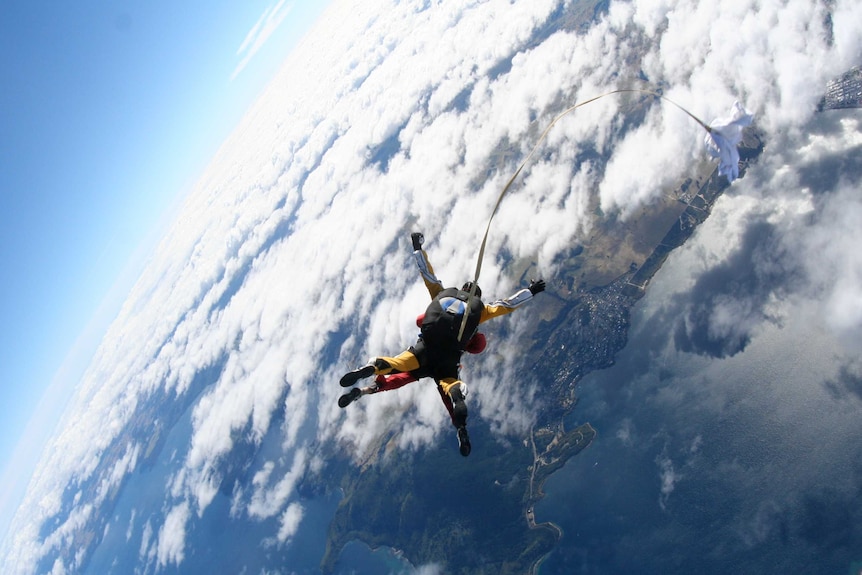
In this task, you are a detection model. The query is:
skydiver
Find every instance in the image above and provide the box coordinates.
[356,313,487,426]
[338,231,545,457]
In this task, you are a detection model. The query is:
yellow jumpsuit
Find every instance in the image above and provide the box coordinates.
[372,247,537,398]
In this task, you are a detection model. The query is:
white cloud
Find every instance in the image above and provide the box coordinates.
[139,519,153,560]
[98,443,140,503]
[246,449,307,520]
[781,119,862,348]
[276,501,303,543]
[473,332,541,437]
[656,450,680,510]
[126,508,136,542]
[412,563,445,575]
[49,558,66,575]
[616,418,634,446]
[156,502,191,569]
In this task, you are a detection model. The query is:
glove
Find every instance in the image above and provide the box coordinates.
[411,232,424,251]
[529,279,546,295]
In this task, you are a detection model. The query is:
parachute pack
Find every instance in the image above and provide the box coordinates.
[421,287,484,350]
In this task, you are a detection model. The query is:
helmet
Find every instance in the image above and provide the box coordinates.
[461,281,482,298]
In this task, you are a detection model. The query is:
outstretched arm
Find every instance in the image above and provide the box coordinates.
[411,232,444,299]
[479,279,545,323]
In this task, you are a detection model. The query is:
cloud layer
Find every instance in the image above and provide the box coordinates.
[3,0,861,572]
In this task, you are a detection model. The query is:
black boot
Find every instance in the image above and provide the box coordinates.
[338,387,362,408]
[457,426,471,457]
[448,383,468,427]
[339,364,375,387]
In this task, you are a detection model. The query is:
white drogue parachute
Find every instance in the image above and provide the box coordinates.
[459,90,755,339]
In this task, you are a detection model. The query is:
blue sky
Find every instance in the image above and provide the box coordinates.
[0,0,330,532]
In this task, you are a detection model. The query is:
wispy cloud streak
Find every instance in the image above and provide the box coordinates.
[231,0,295,81]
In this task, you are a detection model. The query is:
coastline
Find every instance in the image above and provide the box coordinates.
[322,133,764,574]
[525,422,597,573]
[519,133,763,575]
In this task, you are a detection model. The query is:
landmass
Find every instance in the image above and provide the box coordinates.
[320,421,597,575]
[320,122,763,573]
